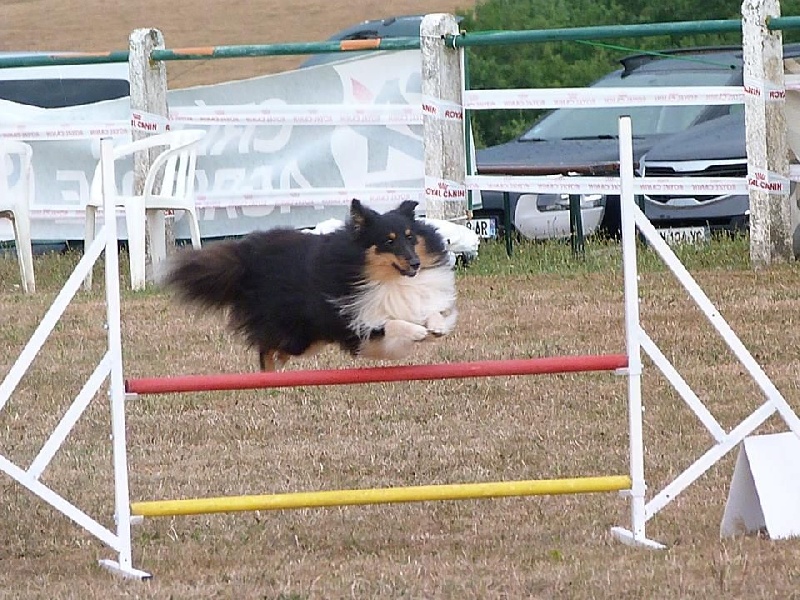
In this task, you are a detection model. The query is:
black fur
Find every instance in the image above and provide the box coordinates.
[164,198,445,370]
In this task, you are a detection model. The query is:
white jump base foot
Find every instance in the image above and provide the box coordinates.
[98,559,152,580]
[610,526,666,549]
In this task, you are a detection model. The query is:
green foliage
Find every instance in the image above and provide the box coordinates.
[456,0,800,147]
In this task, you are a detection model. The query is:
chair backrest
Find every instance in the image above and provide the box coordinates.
[146,129,206,200]
[0,140,33,213]
[87,129,206,205]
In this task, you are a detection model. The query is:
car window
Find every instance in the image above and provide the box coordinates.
[521,69,738,140]
[0,78,130,108]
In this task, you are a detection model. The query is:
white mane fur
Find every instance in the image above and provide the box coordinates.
[340,263,458,340]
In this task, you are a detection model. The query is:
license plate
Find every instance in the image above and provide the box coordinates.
[466,217,497,239]
[658,226,710,245]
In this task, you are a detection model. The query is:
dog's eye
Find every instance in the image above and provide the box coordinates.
[385,238,394,245]
[406,233,414,241]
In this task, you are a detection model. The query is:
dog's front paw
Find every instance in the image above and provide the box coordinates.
[385,319,428,341]
[425,309,458,337]
[425,312,448,336]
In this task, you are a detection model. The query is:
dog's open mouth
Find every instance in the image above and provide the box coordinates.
[393,263,420,277]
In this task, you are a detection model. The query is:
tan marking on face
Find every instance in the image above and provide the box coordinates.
[414,237,438,268]
[364,246,411,282]
[388,232,396,240]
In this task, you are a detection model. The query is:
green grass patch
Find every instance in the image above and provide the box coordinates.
[463,233,752,277]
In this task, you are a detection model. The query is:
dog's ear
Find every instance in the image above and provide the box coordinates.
[350,198,376,232]
[396,200,418,220]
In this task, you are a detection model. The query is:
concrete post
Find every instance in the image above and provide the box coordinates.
[129,28,170,288]
[420,14,467,222]
[742,0,792,265]
[783,58,800,256]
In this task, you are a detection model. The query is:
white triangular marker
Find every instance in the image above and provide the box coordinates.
[721,432,800,540]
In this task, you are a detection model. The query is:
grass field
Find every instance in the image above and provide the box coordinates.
[4,1,800,597]
[2,236,800,598]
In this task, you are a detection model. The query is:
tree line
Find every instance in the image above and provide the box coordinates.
[456,0,800,147]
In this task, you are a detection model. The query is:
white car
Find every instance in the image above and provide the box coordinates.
[513,190,605,241]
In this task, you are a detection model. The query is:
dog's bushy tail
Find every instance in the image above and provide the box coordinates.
[164,242,245,311]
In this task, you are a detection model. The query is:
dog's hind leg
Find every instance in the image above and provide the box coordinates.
[259,349,275,371]
[259,348,290,372]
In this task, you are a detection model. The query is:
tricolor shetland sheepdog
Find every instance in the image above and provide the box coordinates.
[164,199,458,371]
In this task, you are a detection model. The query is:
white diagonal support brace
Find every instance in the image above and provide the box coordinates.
[28,355,112,479]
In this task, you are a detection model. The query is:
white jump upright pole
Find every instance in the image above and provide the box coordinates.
[611,116,664,549]
[96,138,150,579]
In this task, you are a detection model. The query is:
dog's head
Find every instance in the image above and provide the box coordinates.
[349,199,421,280]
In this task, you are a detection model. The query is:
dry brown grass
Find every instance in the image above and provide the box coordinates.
[2,240,800,598]
[0,0,472,88]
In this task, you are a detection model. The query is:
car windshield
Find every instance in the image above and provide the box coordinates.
[0,78,130,108]
[520,69,737,140]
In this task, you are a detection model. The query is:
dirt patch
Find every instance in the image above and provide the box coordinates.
[1,1,473,87]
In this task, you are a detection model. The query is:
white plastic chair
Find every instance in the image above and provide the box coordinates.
[84,129,206,290]
[0,140,35,293]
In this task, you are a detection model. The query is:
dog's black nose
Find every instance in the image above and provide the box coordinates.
[409,256,421,270]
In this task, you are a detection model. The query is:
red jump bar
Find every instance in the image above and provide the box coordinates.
[125,354,628,395]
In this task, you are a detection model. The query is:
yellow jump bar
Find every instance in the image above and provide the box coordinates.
[131,475,631,517]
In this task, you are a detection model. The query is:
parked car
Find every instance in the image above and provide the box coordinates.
[473,45,800,241]
[0,52,129,108]
[638,111,748,242]
[0,53,130,254]
[301,15,441,69]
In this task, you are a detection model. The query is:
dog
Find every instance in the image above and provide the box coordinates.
[164,199,457,371]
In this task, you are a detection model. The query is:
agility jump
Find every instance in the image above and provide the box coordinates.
[3,12,800,581]
[125,354,632,521]
[115,116,800,577]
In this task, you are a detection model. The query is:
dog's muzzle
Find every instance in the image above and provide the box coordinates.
[395,256,420,277]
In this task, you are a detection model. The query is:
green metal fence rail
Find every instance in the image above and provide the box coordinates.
[446,16,800,48]
[769,15,800,30]
[0,51,130,69]
[3,17,800,69]
[0,38,420,69]
[150,37,420,62]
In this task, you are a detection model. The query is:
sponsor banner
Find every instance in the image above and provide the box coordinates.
[130,110,171,134]
[743,76,787,102]
[464,86,745,110]
[420,95,464,121]
[425,176,466,200]
[194,187,425,209]
[466,174,749,196]
[0,121,129,141]
[0,50,434,242]
[747,168,791,194]
[171,104,422,126]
